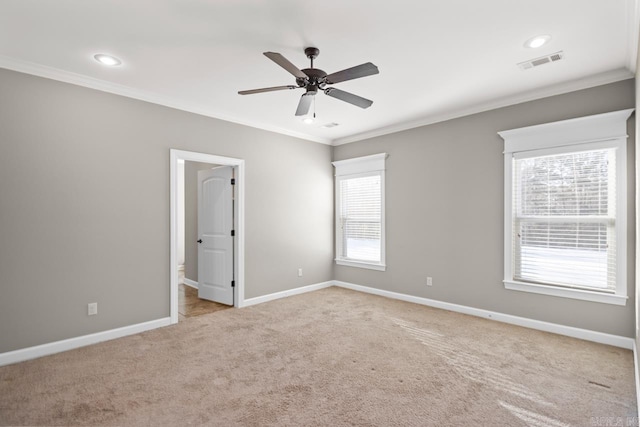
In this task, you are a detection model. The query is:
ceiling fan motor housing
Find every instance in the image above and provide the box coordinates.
[298,68,327,93]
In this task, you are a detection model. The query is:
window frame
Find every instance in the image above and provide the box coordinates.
[499,109,633,306]
[332,153,387,271]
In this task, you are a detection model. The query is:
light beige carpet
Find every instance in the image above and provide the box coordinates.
[0,287,636,426]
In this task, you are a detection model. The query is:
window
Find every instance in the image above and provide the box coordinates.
[514,147,616,289]
[499,109,633,305]
[333,153,387,271]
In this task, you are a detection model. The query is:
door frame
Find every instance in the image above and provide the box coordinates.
[169,149,245,324]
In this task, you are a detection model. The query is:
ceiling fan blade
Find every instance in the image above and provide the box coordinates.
[238,85,298,95]
[325,62,379,84]
[264,52,308,79]
[324,88,373,109]
[295,93,314,116]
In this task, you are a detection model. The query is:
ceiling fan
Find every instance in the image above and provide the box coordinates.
[238,47,379,117]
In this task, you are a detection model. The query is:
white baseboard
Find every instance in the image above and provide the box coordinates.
[0,317,171,367]
[183,278,198,289]
[1,280,632,369]
[333,281,634,349]
[242,281,334,307]
[0,281,333,366]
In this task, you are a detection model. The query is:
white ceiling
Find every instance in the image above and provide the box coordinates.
[0,0,637,145]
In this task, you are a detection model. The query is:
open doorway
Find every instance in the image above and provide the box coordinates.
[178,162,233,320]
[170,150,245,324]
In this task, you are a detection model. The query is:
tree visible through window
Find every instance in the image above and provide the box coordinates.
[499,108,631,306]
[513,149,614,291]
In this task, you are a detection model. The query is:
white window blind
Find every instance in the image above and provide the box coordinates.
[338,173,382,262]
[333,153,387,271]
[513,148,616,292]
[499,108,632,305]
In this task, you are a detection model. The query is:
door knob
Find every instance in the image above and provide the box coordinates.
[197,239,203,244]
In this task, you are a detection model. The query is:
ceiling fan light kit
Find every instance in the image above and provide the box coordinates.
[238,47,379,117]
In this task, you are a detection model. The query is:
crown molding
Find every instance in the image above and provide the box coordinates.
[332,68,634,146]
[0,54,633,148]
[0,55,332,146]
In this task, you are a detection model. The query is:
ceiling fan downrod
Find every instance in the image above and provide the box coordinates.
[305,47,320,69]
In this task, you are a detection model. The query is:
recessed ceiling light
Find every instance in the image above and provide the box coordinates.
[524,35,551,49]
[93,54,122,66]
[302,117,315,124]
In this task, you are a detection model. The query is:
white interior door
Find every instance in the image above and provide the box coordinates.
[197,166,234,305]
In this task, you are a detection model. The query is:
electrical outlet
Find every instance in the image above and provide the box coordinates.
[298,268,303,277]
[426,277,433,286]
[88,302,98,316]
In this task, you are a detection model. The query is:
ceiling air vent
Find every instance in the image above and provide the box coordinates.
[321,122,340,128]
[518,51,564,70]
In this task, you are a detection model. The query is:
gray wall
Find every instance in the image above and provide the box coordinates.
[184,161,219,282]
[0,66,634,355]
[0,68,334,353]
[636,40,640,378]
[333,79,636,337]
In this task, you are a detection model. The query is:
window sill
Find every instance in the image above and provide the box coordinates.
[504,280,627,306]
[335,259,386,271]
